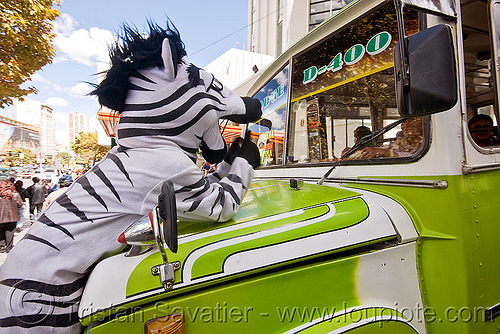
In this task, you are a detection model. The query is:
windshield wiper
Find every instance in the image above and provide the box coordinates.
[317,118,407,185]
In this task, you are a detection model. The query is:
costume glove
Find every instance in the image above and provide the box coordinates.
[223,137,244,165]
[237,131,261,169]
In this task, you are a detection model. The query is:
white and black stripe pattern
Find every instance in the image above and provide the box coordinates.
[0,145,254,333]
[115,63,247,163]
[0,37,259,333]
[0,277,83,330]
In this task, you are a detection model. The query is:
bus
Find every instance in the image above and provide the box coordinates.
[79,0,500,333]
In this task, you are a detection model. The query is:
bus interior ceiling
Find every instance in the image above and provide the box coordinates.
[461,0,495,111]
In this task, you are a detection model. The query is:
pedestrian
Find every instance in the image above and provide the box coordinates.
[202,161,211,175]
[14,180,28,230]
[42,178,72,211]
[49,173,73,193]
[0,180,23,253]
[26,176,47,222]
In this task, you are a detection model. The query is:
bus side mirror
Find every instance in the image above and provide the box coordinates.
[394,24,457,117]
[151,180,179,291]
[156,180,178,254]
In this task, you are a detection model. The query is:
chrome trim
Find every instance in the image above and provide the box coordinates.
[256,176,448,189]
[125,245,153,257]
[121,218,155,246]
[151,206,179,291]
[324,177,448,189]
[462,162,500,174]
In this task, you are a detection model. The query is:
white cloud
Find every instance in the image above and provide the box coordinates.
[54,13,78,36]
[276,68,288,85]
[46,97,69,107]
[89,118,101,133]
[54,13,115,67]
[30,73,52,84]
[69,82,92,98]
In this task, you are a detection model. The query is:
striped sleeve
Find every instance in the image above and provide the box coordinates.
[174,157,254,223]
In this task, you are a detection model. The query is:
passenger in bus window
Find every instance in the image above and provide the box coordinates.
[468,114,500,147]
[342,125,373,157]
[355,117,424,159]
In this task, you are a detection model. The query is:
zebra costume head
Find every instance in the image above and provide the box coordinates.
[91,22,262,163]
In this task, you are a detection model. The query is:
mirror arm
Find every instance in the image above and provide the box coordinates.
[153,206,169,263]
[151,207,180,291]
[394,0,410,87]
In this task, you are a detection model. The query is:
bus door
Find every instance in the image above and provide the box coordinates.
[461,0,500,321]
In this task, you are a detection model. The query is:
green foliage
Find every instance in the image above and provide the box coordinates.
[71,132,109,167]
[0,0,61,107]
[6,147,36,165]
[56,151,72,166]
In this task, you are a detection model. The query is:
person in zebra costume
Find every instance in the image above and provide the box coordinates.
[0,22,262,333]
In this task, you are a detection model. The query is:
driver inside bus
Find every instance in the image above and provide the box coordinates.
[355,117,424,159]
[342,125,373,157]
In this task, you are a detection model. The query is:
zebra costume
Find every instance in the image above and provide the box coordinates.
[0,23,261,333]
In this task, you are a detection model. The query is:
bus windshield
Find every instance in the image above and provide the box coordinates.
[289,4,420,164]
[250,3,424,166]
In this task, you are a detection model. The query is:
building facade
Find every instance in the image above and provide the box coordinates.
[248,0,355,58]
[68,112,90,145]
[204,48,274,90]
[13,99,56,158]
[0,116,40,165]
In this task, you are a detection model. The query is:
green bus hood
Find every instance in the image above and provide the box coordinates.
[79,180,398,324]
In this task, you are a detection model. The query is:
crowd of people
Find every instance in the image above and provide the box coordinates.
[0,170,78,253]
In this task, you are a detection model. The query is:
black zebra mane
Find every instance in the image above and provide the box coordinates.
[90,21,186,113]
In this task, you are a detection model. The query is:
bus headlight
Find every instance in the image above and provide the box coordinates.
[145,313,184,334]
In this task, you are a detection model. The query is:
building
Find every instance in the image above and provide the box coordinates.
[13,99,56,158]
[204,48,274,90]
[248,0,355,58]
[50,111,93,153]
[233,0,355,96]
[0,115,40,165]
[68,112,90,145]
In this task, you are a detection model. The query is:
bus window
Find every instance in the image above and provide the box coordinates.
[463,0,500,148]
[493,2,500,106]
[250,65,288,166]
[287,4,422,164]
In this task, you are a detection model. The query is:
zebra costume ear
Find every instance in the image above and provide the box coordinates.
[161,38,178,80]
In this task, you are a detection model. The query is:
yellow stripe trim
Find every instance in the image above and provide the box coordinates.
[250,62,393,126]
[291,62,394,103]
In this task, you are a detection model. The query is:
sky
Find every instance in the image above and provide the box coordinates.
[1,0,249,142]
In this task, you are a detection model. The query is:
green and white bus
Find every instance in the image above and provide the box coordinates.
[79,0,500,333]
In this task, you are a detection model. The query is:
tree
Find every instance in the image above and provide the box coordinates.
[71,132,109,167]
[0,0,61,107]
[56,151,72,166]
[6,148,36,166]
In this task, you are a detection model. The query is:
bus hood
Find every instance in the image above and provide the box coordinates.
[79,179,408,323]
